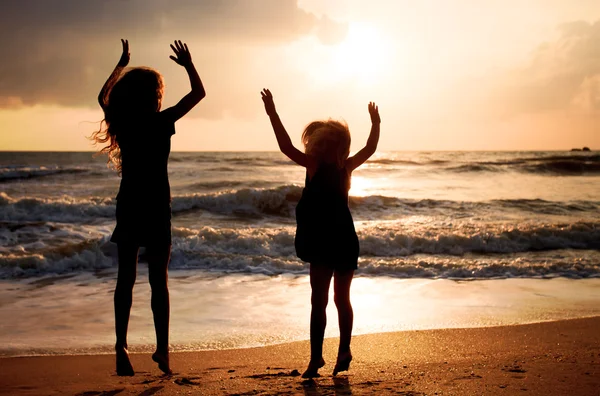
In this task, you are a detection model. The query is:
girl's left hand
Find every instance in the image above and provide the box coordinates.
[261,89,277,116]
[170,40,193,67]
[368,102,380,124]
[118,39,130,67]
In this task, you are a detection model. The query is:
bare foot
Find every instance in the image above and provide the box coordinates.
[152,351,172,375]
[302,358,325,378]
[115,346,134,376]
[333,351,352,376]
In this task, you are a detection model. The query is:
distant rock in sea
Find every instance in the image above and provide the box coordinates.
[571,147,591,152]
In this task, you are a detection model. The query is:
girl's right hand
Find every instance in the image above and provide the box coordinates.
[118,39,130,67]
[170,40,193,68]
[261,89,277,116]
[368,102,380,124]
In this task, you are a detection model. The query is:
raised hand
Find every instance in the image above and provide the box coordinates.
[118,39,130,67]
[99,39,130,108]
[261,89,277,117]
[169,40,193,68]
[368,102,380,124]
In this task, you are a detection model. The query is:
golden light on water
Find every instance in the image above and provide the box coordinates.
[349,175,373,196]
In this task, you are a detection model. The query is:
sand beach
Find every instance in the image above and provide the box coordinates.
[1,316,599,395]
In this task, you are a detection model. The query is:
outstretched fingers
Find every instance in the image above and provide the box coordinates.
[261,88,272,99]
[169,40,192,66]
[261,89,276,116]
[174,40,188,55]
[368,102,381,124]
[170,42,179,56]
[118,39,130,67]
[261,89,274,105]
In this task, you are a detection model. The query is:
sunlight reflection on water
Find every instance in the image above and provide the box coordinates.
[1,272,599,356]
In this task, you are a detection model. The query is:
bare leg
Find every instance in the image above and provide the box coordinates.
[303,264,334,378]
[114,244,139,376]
[147,244,172,375]
[333,269,354,375]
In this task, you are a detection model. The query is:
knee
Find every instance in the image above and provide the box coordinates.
[334,293,351,309]
[149,274,168,292]
[116,273,136,291]
[311,292,329,311]
[149,278,168,292]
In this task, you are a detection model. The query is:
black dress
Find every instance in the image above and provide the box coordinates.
[110,112,175,247]
[295,162,359,270]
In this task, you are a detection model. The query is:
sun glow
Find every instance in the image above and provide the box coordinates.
[304,23,391,85]
[332,24,389,83]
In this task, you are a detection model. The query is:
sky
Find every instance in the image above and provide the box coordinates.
[0,0,598,151]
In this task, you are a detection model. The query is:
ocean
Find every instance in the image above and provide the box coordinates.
[1,151,599,356]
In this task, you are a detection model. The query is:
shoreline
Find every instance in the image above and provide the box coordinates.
[1,316,598,395]
[3,276,600,360]
[3,313,600,359]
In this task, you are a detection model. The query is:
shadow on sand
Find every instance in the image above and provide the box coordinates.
[301,376,352,395]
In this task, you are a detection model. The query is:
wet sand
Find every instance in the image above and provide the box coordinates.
[1,317,598,395]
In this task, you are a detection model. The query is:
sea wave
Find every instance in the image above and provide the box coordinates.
[171,222,600,257]
[2,188,599,222]
[368,159,424,166]
[2,222,599,279]
[520,160,600,175]
[0,166,90,182]
[187,180,280,192]
[0,192,115,222]
[446,155,600,175]
[365,154,600,175]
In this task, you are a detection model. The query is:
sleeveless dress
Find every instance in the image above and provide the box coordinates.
[110,111,175,247]
[295,163,359,270]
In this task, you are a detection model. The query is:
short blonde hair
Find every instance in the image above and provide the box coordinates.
[302,120,350,168]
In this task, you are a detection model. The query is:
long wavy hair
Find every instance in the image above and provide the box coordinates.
[91,67,164,173]
[302,120,351,168]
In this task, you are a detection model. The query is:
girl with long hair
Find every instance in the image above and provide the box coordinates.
[93,39,205,376]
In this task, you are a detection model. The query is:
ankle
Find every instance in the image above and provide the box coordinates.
[154,348,169,356]
[308,357,325,367]
[115,343,128,351]
[338,346,351,355]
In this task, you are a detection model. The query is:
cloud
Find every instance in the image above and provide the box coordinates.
[0,0,347,112]
[315,15,349,45]
[571,74,600,113]
[495,19,600,116]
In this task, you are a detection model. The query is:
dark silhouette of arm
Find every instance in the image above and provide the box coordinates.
[261,89,308,167]
[346,102,380,171]
[98,39,129,110]
[162,40,206,122]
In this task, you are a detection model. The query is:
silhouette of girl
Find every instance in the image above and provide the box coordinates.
[93,39,205,376]
[261,89,380,378]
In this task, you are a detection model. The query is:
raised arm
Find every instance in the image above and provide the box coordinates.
[261,89,308,167]
[346,102,381,171]
[98,39,129,110]
[162,40,206,122]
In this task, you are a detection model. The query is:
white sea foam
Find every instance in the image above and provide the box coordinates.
[1,151,599,280]
[2,189,599,223]
[2,222,599,279]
